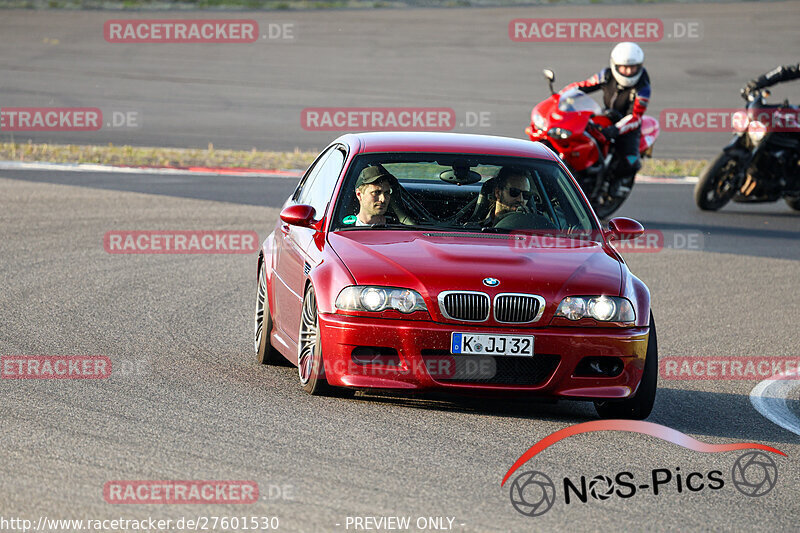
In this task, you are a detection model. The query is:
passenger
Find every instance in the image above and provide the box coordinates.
[483,166,533,226]
[354,165,396,226]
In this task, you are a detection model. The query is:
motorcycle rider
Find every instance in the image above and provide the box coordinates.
[742,63,800,96]
[560,42,651,197]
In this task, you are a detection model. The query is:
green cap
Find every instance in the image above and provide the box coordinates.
[355,165,395,190]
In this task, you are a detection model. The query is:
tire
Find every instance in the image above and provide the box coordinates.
[594,313,658,420]
[785,196,800,211]
[591,181,632,220]
[255,259,284,365]
[695,152,740,211]
[297,286,333,395]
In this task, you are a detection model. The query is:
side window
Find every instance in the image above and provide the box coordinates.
[295,148,333,204]
[302,147,346,217]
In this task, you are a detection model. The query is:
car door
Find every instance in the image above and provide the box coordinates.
[273,145,346,347]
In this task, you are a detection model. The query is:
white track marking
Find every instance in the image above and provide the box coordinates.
[0,160,301,178]
[750,369,800,437]
[636,175,698,184]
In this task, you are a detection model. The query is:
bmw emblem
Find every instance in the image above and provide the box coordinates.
[483,277,500,287]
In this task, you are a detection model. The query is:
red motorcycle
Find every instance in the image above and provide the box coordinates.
[526,69,660,218]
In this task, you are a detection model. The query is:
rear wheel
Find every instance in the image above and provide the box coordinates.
[297,286,333,395]
[255,260,284,365]
[695,152,740,211]
[594,313,658,420]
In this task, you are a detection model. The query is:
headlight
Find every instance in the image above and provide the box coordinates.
[336,286,427,314]
[555,296,635,323]
[533,111,547,131]
[547,127,572,140]
[747,121,766,144]
[732,111,749,133]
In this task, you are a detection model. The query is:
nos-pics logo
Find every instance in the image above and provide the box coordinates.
[502,421,784,517]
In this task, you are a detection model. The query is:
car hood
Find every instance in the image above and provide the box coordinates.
[328,230,622,321]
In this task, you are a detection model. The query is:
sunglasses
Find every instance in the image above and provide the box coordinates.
[507,187,533,200]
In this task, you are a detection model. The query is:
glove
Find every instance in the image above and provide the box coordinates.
[603,109,623,122]
[601,125,619,139]
[741,81,758,97]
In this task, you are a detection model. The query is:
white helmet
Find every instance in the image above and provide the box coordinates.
[610,42,644,87]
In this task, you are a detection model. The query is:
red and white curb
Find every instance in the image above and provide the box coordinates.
[0,160,697,183]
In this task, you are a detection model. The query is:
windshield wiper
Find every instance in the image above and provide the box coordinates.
[340,223,443,231]
[372,223,446,231]
[480,226,511,234]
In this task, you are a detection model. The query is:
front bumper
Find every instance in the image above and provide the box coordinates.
[318,313,649,400]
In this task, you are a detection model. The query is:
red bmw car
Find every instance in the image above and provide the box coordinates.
[254,132,657,419]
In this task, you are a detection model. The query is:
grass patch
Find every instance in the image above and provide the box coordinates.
[0,141,706,177]
[0,141,317,171]
[641,158,707,177]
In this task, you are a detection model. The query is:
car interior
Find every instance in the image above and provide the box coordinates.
[333,157,593,233]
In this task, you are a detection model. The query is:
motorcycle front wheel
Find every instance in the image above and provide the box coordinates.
[695,152,741,211]
[591,175,634,219]
[785,196,800,212]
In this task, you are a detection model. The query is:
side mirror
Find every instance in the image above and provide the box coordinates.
[607,217,644,241]
[543,68,555,94]
[280,204,317,228]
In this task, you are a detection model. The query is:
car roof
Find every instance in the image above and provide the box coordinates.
[334,132,559,160]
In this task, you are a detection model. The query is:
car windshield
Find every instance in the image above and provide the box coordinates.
[330,153,598,235]
[558,88,603,114]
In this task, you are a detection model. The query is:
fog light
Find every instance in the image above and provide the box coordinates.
[574,357,624,377]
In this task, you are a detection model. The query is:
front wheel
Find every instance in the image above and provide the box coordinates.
[297,286,333,395]
[785,196,800,211]
[591,177,633,220]
[594,313,658,420]
[695,152,741,211]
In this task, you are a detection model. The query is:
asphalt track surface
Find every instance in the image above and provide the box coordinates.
[2,2,800,532]
[1,2,800,158]
[1,166,799,532]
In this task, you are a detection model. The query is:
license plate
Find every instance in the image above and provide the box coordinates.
[451,333,534,357]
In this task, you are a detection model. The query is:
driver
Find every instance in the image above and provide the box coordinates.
[354,165,397,226]
[560,42,651,198]
[483,166,532,226]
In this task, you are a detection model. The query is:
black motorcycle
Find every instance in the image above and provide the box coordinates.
[695,88,800,211]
